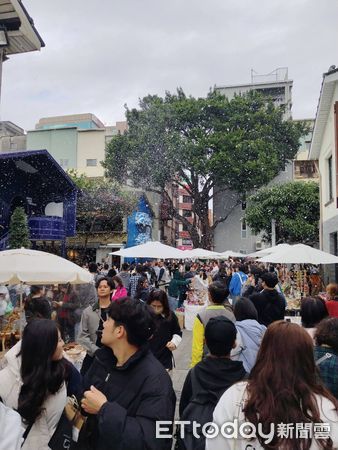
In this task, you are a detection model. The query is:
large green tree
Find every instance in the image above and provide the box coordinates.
[104,89,307,248]
[68,171,137,260]
[9,207,31,249]
[245,181,320,245]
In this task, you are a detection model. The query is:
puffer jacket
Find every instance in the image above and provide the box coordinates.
[231,319,266,373]
[0,341,67,450]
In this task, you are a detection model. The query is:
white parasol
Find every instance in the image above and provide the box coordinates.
[110,241,185,259]
[257,244,338,265]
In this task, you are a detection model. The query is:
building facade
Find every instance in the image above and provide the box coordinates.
[309,67,338,282]
[213,69,314,254]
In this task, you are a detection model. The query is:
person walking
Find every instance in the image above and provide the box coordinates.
[80,297,176,450]
[0,319,68,450]
[207,321,338,450]
[78,277,114,375]
[191,281,235,367]
[146,290,182,371]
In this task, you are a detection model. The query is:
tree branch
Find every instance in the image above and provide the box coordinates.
[211,198,241,230]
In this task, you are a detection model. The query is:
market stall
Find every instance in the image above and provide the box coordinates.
[0,248,92,353]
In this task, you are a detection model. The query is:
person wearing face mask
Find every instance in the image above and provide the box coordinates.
[146,289,182,372]
[0,319,68,450]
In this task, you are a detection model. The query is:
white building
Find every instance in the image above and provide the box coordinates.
[309,66,338,282]
[213,68,294,253]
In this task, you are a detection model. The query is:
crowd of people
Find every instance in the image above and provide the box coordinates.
[0,257,337,449]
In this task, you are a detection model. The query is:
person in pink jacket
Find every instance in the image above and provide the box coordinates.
[111,275,128,301]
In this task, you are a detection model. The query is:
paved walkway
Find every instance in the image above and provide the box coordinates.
[172,329,192,418]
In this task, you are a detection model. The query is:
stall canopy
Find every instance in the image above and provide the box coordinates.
[248,243,291,258]
[0,248,92,284]
[257,244,338,265]
[217,250,245,259]
[182,248,220,259]
[110,241,185,259]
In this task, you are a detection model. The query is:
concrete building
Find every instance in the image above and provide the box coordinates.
[309,66,338,282]
[27,113,125,176]
[213,68,312,254]
[0,121,26,152]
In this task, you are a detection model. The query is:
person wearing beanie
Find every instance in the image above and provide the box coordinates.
[178,316,247,449]
[191,281,235,367]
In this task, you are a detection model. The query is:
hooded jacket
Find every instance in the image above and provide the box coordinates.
[81,344,176,450]
[231,319,266,373]
[179,356,247,416]
[0,341,66,450]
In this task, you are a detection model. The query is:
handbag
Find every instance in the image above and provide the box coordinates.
[49,395,86,450]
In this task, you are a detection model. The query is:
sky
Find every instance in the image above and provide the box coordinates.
[1,0,337,131]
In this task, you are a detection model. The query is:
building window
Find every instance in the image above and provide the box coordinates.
[182,238,192,246]
[182,223,190,231]
[60,159,69,169]
[328,156,333,201]
[182,195,192,203]
[183,209,192,217]
[86,159,97,167]
[241,219,247,239]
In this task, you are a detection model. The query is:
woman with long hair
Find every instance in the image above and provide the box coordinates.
[135,276,151,303]
[146,289,182,371]
[0,319,68,449]
[53,283,80,343]
[207,321,338,450]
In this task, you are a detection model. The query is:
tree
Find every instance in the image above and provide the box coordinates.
[104,89,307,248]
[68,171,137,260]
[9,207,31,249]
[245,181,319,245]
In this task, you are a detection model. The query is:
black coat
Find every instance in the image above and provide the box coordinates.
[249,288,286,327]
[149,313,182,369]
[179,356,247,416]
[82,345,176,450]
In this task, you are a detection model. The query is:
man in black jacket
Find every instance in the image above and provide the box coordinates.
[248,272,286,326]
[180,316,247,416]
[81,297,175,450]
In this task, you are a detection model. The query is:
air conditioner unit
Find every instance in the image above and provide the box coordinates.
[255,241,263,250]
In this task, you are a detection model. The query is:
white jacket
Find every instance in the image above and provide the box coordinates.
[0,401,23,450]
[0,341,67,450]
[206,381,338,450]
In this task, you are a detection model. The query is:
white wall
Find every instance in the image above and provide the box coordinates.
[77,130,106,177]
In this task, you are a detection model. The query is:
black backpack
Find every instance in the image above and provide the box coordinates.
[175,369,219,450]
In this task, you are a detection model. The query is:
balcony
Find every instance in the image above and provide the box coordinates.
[28,216,66,241]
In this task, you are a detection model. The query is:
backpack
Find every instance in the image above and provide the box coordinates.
[175,369,219,450]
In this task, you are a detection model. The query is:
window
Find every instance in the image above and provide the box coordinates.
[182,224,190,231]
[86,159,97,167]
[59,159,69,169]
[182,195,192,203]
[183,209,192,217]
[182,238,192,246]
[328,156,333,201]
[241,219,247,239]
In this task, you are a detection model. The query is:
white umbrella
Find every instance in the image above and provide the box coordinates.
[182,248,220,259]
[110,241,185,259]
[217,250,245,259]
[257,244,338,265]
[248,243,291,258]
[0,248,92,285]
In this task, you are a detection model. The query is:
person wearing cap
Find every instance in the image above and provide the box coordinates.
[191,281,235,367]
[248,272,286,327]
[180,316,247,416]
